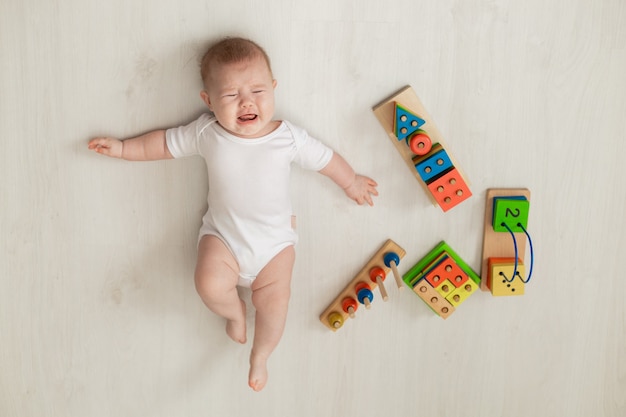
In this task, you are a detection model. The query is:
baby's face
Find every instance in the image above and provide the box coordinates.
[201,56,277,138]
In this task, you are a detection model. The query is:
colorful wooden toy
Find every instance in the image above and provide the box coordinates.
[480,189,534,295]
[404,241,480,319]
[320,239,406,331]
[373,86,472,212]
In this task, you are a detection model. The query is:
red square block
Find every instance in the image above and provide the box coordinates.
[427,168,472,212]
[424,254,469,289]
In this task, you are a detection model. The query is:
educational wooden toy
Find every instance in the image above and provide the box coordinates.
[403,241,480,319]
[372,86,472,212]
[480,189,534,296]
[320,239,406,331]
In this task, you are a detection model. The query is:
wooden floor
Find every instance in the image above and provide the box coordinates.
[1,1,625,416]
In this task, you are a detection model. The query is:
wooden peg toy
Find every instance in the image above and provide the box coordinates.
[319,239,406,331]
[480,189,533,294]
[373,86,472,212]
[369,267,388,301]
[383,252,404,289]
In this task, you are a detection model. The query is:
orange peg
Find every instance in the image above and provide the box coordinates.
[342,298,358,318]
[369,267,388,301]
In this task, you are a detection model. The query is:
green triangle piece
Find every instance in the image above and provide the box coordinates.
[394,103,425,141]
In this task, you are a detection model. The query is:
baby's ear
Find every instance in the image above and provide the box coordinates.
[200,90,213,110]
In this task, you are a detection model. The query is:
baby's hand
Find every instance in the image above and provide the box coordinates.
[88,137,123,158]
[344,175,378,206]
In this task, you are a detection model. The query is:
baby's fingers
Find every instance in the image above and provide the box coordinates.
[88,137,122,158]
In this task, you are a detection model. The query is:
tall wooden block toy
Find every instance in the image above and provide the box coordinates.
[320,239,406,331]
[373,86,472,212]
[403,241,480,319]
[480,189,534,295]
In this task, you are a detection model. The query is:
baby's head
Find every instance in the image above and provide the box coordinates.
[199,37,278,138]
[200,37,273,90]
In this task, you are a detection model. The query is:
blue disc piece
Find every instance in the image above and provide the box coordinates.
[357,288,374,304]
[383,252,400,268]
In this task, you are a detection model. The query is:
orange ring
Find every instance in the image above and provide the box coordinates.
[408,130,432,156]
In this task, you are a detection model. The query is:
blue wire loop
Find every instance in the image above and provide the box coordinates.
[500,222,534,284]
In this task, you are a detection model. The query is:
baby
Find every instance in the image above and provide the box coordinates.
[88,37,378,391]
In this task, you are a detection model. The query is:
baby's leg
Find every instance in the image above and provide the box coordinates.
[248,245,295,392]
[195,235,246,344]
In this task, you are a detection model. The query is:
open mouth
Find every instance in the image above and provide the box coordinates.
[238,114,258,122]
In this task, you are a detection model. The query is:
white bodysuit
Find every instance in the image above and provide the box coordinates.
[166,114,333,287]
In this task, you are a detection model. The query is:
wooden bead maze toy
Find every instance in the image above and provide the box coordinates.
[320,239,406,331]
[373,86,472,212]
[403,241,480,319]
[480,188,534,296]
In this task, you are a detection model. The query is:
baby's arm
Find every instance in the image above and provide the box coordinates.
[319,153,378,206]
[88,130,173,161]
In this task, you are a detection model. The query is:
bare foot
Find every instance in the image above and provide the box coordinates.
[248,356,268,392]
[226,300,247,344]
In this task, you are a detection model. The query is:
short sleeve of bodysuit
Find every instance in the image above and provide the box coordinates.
[165,113,215,158]
[283,121,333,171]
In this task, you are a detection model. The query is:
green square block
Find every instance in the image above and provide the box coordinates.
[492,196,530,233]
[403,241,480,288]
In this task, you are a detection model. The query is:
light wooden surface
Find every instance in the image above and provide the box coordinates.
[1,1,625,416]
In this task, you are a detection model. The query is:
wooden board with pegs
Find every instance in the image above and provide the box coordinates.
[319,239,406,331]
[372,85,471,211]
[480,188,531,292]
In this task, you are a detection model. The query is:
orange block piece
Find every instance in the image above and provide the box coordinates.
[427,168,472,212]
[424,254,469,289]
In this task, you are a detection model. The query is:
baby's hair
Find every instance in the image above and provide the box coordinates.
[200,37,272,87]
